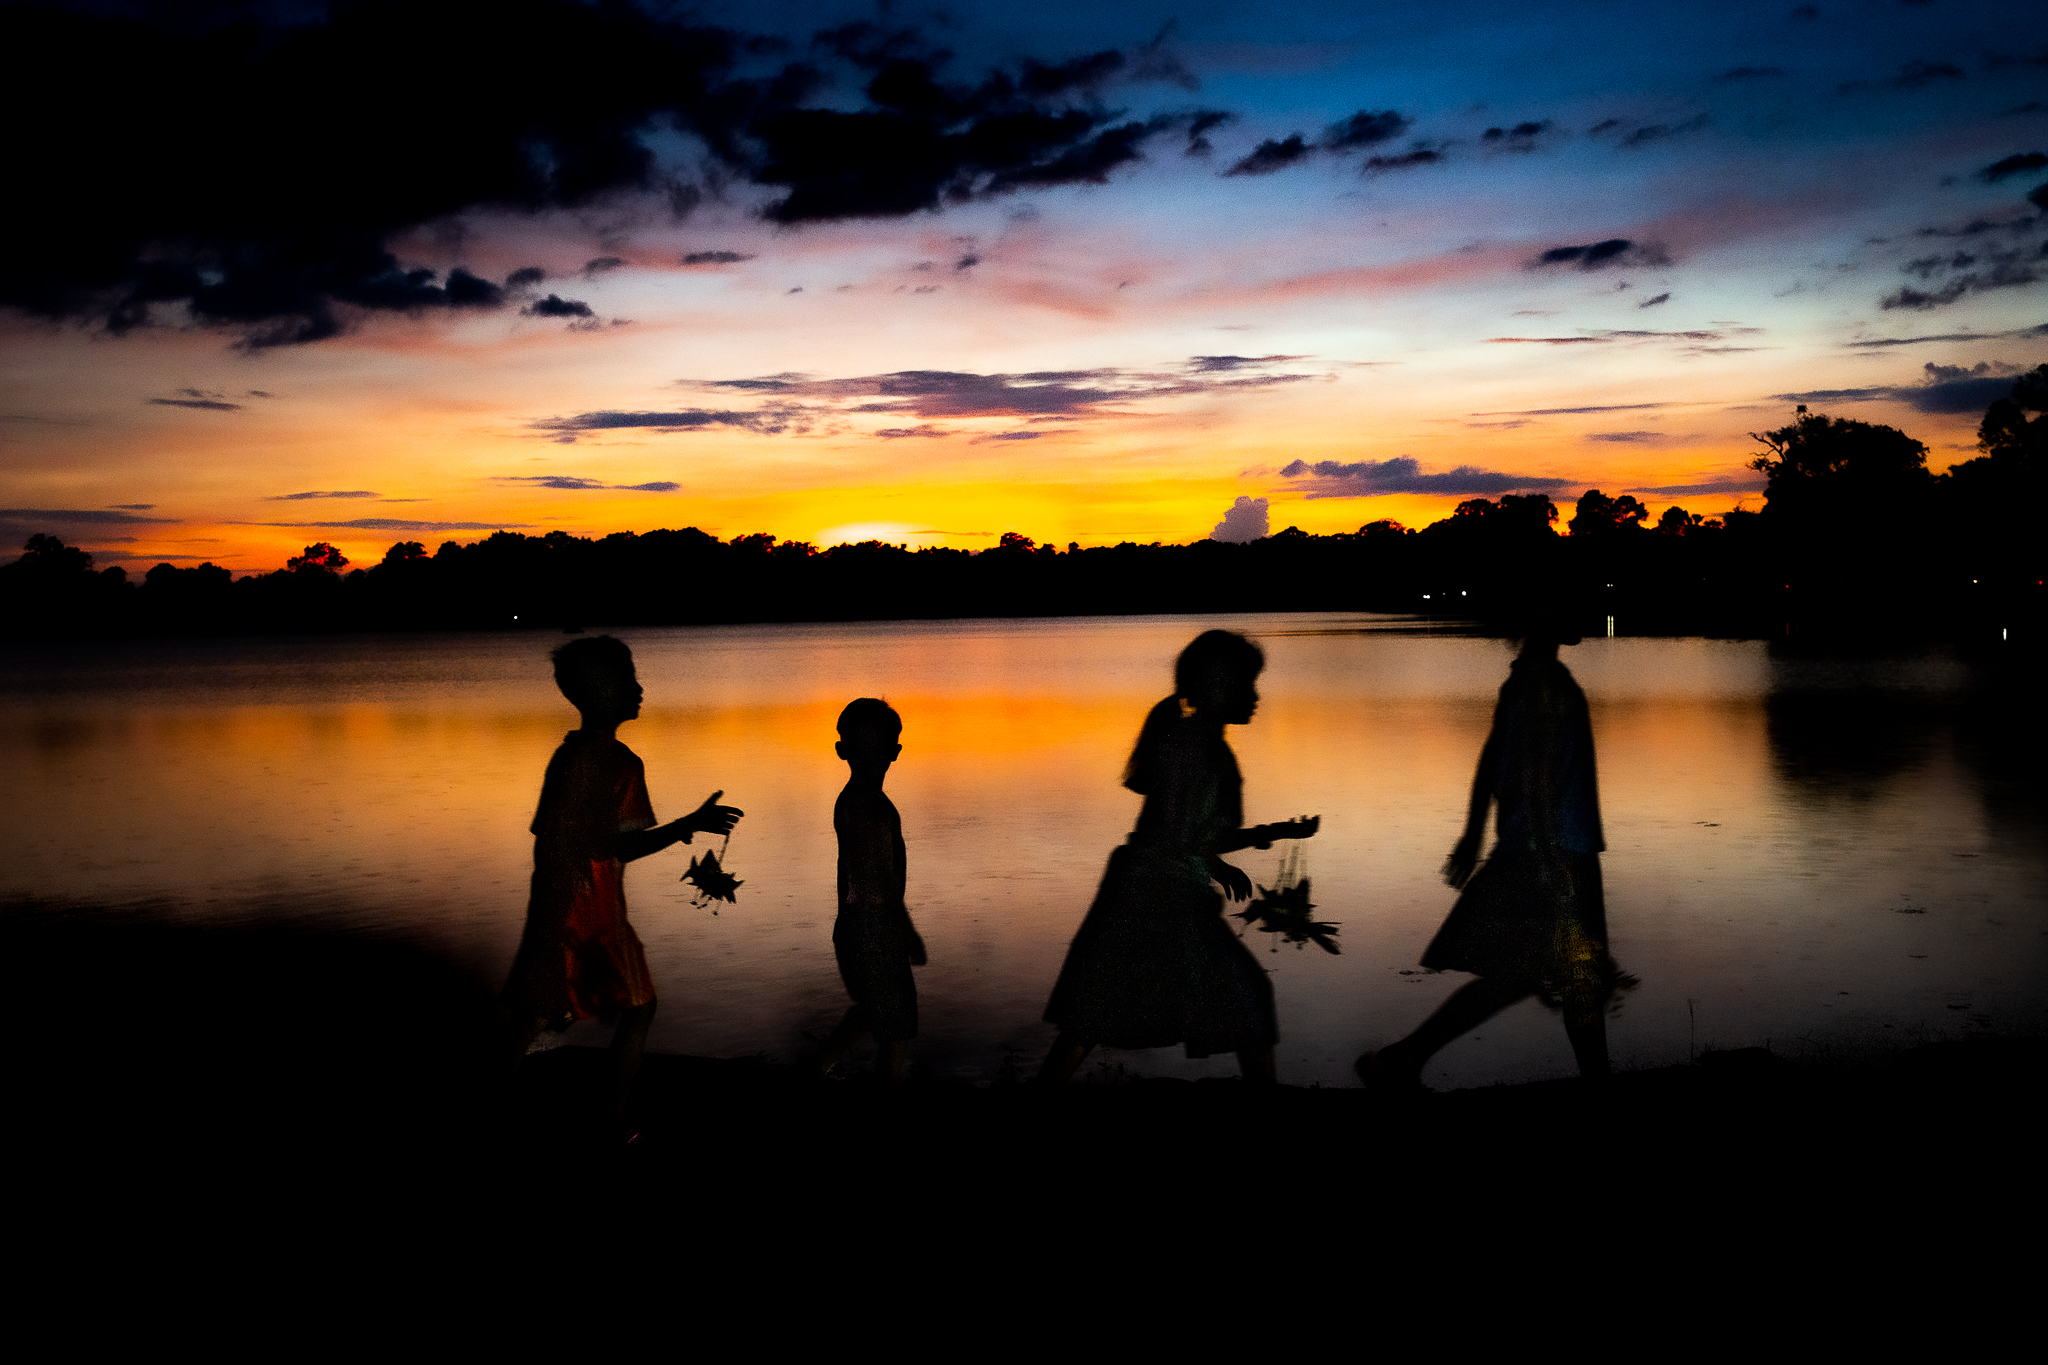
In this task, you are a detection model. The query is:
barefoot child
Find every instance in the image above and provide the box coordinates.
[811,699,925,1082]
[503,635,742,1122]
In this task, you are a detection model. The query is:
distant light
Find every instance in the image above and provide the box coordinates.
[1422,594,1431,599]
[513,615,519,620]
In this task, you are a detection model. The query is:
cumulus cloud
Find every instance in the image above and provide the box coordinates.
[1527,238,1672,271]
[1279,457,1569,497]
[1211,496,1269,542]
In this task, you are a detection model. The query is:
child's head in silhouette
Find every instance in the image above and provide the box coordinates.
[835,698,902,780]
[553,635,643,727]
[1176,628,1265,724]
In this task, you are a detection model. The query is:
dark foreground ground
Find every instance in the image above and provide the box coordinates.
[11,904,2043,1279]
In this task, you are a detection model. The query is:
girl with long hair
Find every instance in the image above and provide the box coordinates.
[1039,630,1317,1084]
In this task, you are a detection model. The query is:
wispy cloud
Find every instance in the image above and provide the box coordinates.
[1627,475,1766,496]
[0,507,179,524]
[1280,456,1569,497]
[243,518,530,531]
[495,476,679,491]
[266,490,378,501]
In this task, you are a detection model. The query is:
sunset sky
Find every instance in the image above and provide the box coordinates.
[2,0,2043,572]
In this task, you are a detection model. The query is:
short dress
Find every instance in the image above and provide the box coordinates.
[1044,721,1277,1059]
[502,730,660,1025]
[1421,657,1629,1009]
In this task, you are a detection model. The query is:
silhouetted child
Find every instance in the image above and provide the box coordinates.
[1040,630,1318,1085]
[811,699,925,1082]
[1357,611,1627,1091]
[502,635,742,1125]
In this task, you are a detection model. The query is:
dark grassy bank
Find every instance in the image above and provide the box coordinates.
[12,902,2041,1177]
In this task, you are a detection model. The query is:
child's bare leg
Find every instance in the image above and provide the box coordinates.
[1036,1033,1094,1084]
[1562,999,1610,1080]
[609,1000,656,1121]
[811,1006,868,1079]
[1236,1047,1277,1086]
[877,1039,910,1083]
[1366,976,1531,1085]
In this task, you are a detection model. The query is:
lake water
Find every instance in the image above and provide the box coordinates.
[4,614,2042,1090]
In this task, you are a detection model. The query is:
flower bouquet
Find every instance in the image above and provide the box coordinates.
[1233,843,1340,954]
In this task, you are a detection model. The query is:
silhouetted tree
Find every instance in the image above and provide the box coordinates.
[1568,490,1648,537]
[287,542,349,573]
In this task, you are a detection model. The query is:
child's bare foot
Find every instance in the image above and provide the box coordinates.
[1354,1048,1428,1096]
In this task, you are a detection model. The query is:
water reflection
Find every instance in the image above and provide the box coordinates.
[2,618,2042,1090]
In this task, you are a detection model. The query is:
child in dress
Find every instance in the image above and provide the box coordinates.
[1357,613,1627,1091]
[810,699,925,1083]
[1039,630,1317,1084]
[502,636,742,1122]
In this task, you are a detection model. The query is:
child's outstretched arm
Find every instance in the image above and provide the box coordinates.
[616,790,744,862]
[1213,815,1320,854]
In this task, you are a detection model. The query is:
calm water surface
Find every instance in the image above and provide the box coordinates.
[5,614,2042,1089]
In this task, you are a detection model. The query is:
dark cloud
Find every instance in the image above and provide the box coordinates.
[1323,110,1412,149]
[1587,118,1623,136]
[873,425,951,439]
[249,518,530,531]
[1528,238,1672,271]
[522,294,596,318]
[1772,364,2020,413]
[973,431,1042,442]
[1481,121,1551,150]
[1838,59,1966,94]
[954,253,980,271]
[506,267,548,288]
[1621,114,1709,146]
[533,407,816,436]
[1187,354,1309,372]
[1363,149,1442,173]
[1486,336,1613,345]
[497,475,679,491]
[1279,457,1569,497]
[0,507,178,524]
[1183,109,1236,157]
[1715,66,1785,81]
[1847,322,2048,347]
[266,490,378,501]
[148,397,241,411]
[678,359,1323,422]
[1638,292,1672,307]
[682,251,756,265]
[1224,134,1314,177]
[108,504,155,510]
[583,257,626,276]
[1881,245,2041,309]
[1586,431,1663,442]
[2,3,1210,345]
[1980,152,2048,182]
[1627,476,1766,495]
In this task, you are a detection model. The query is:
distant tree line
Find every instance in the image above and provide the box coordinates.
[5,367,2042,643]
